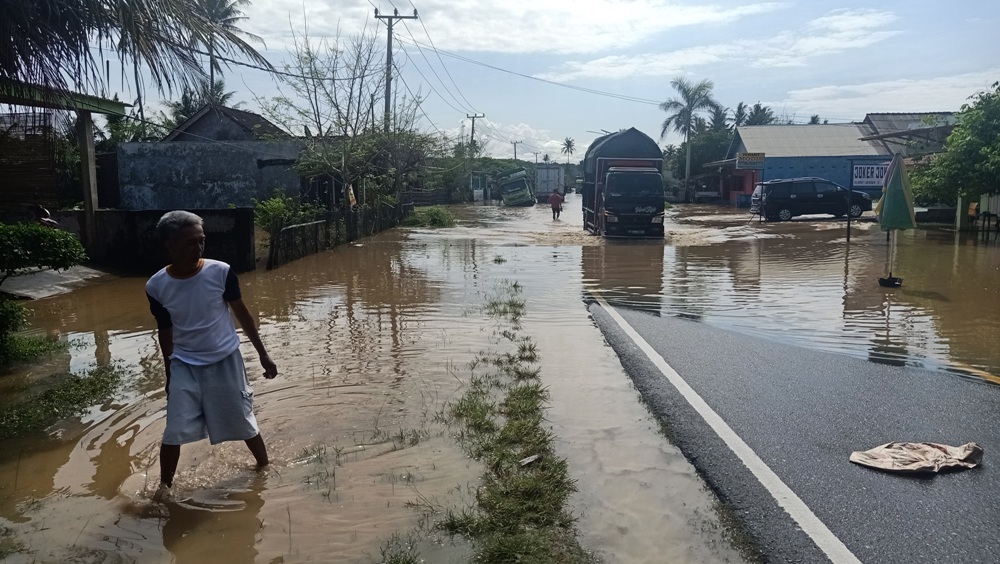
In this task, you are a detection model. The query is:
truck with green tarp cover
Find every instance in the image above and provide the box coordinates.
[581,128,665,237]
[496,167,536,206]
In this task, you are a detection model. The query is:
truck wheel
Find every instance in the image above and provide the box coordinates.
[849,204,863,218]
[778,208,793,221]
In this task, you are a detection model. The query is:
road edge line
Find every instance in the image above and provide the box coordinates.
[596,297,862,564]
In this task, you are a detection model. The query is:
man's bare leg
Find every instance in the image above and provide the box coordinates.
[245,434,269,467]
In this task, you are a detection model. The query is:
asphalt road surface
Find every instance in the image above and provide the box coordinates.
[589,300,1000,564]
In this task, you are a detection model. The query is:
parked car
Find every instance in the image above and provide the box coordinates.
[750,177,872,221]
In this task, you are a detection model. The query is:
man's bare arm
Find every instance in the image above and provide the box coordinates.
[229,299,277,379]
[158,328,174,396]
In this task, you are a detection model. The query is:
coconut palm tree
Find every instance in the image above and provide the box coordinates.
[1,0,271,93]
[160,78,238,129]
[659,77,718,198]
[561,137,575,164]
[708,105,731,132]
[732,102,749,128]
[745,102,776,125]
[196,0,263,86]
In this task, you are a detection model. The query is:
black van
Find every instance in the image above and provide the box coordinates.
[749,177,872,221]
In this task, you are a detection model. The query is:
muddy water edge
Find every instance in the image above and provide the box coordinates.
[2,197,997,562]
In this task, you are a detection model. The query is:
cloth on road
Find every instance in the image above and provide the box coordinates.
[849,442,983,473]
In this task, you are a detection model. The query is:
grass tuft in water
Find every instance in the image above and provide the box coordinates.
[438,281,599,563]
[377,531,421,564]
[0,363,125,440]
[0,526,26,559]
[400,206,457,228]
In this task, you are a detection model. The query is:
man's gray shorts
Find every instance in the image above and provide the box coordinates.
[163,349,259,446]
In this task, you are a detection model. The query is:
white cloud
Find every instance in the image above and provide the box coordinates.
[536,7,900,81]
[469,119,565,159]
[778,69,1000,118]
[536,45,730,81]
[751,8,900,67]
[244,0,784,55]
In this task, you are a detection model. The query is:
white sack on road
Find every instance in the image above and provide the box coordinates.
[849,442,983,473]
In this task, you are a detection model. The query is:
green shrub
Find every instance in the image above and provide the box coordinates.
[0,223,88,287]
[401,206,456,228]
[0,299,27,344]
[253,190,326,233]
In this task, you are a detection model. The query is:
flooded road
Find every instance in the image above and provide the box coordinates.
[1,196,998,562]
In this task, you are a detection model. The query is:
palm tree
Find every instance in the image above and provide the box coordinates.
[561,137,575,164]
[659,76,718,198]
[745,102,776,125]
[161,79,237,129]
[1,0,271,93]
[732,102,749,128]
[708,106,731,132]
[196,0,263,86]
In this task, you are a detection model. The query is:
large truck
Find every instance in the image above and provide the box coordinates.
[496,168,536,206]
[534,164,564,203]
[581,128,665,237]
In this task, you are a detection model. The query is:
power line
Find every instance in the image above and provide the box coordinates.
[392,62,445,136]
[394,36,663,106]
[395,46,466,115]
[408,6,479,113]
[401,20,475,115]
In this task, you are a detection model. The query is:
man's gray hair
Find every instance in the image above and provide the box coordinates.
[156,210,204,242]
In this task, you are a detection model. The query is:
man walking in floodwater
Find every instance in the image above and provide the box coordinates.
[145,211,277,501]
[548,189,564,220]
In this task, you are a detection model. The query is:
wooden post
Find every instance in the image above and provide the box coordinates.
[77,110,98,251]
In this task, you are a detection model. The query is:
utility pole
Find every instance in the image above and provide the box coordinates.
[511,140,522,161]
[375,8,418,133]
[532,151,540,164]
[466,113,484,153]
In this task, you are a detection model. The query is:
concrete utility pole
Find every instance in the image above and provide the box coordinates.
[466,113,484,152]
[375,8,418,133]
[532,151,540,164]
[511,140,522,161]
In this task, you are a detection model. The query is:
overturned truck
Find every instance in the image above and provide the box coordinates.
[581,128,665,238]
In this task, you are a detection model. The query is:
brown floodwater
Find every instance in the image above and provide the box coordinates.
[1,196,998,563]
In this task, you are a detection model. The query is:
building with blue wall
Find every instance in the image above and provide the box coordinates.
[725,123,892,200]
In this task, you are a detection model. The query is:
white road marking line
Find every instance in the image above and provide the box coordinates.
[596,297,862,564]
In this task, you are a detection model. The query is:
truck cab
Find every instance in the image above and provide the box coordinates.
[601,167,665,237]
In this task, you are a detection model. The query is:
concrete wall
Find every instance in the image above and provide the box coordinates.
[119,141,305,210]
[52,208,256,273]
[763,156,888,197]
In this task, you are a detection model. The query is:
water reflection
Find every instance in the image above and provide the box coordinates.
[582,241,665,312]
[162,479,264,563]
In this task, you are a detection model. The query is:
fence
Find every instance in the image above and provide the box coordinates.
[401,188,455,206]
[266,202,409,270]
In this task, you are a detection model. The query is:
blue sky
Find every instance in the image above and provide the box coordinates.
[130,0,999,159]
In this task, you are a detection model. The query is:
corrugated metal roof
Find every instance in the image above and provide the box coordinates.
[863,112,957,135]
[731,124,887,157]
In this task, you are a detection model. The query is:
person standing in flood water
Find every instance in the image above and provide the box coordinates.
[549,189,564,220]
[145,211,277,501]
